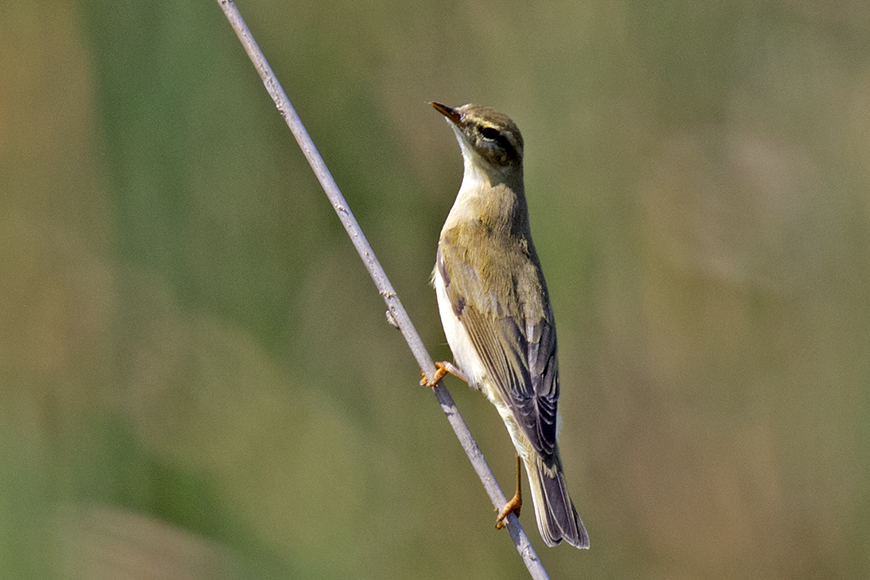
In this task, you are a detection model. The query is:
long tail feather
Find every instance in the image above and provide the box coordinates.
[526,452,589,549]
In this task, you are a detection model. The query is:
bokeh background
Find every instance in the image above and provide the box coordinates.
[2,0,869,578]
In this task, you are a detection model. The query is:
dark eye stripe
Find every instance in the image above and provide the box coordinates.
[494,134,519,162]
[473,123,521,165]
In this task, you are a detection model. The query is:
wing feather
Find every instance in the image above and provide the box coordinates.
[438,244,559,457]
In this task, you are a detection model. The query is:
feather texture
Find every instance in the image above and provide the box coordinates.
[431,102,589,548]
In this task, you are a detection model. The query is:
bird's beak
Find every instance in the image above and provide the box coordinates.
[430,102,462,125]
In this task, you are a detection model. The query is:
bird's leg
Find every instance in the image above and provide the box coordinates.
[420,361,468,387]
[496,454,523,529]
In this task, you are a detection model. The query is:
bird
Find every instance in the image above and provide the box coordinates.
[424,102,589,548]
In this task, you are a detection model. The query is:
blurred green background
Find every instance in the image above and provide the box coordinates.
[2,0,869,578]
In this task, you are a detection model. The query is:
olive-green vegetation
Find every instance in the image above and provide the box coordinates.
[2,1,869,578]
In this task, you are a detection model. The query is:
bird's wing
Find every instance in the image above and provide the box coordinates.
[437,246,559,457]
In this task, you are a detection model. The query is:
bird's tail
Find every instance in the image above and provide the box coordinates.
[525,450,589,548]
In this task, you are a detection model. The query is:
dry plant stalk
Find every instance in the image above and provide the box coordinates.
[215,1,551,578]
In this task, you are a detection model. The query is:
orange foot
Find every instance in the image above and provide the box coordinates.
[495,455,523,530]
[495,494,522,529]
[420,361,467,387]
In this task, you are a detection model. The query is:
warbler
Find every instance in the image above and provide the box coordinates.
[426,102,589,548]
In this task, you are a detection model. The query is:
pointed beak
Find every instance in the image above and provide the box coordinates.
[430,102,462,125]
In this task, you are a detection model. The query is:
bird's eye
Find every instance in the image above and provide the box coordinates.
[481,127,499,140]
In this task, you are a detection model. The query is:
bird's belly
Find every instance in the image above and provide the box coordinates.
[434,265,538,462]
[433,267,489,393]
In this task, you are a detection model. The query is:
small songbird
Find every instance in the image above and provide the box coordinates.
[426,102,589,549]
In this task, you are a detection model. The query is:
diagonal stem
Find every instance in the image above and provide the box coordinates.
[215,2,551,578]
